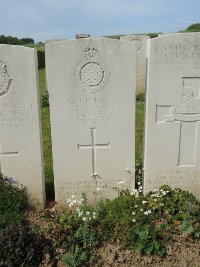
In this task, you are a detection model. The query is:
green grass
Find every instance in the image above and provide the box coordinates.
[38,68,145,200]
[39,69,54,199]
[136,101,144,164]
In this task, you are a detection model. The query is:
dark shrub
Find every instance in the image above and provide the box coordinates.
[0,223,55,267]
[0,175,28,229]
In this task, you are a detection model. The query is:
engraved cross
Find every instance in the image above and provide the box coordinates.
[156,77,200,166]
[0,144,19,175]
[77,128,110,177]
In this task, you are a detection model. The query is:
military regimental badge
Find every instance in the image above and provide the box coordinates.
[75,45,110,93]
[0,60,12,97]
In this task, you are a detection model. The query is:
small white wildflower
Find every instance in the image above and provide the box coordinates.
[118,180,125,185]
[76,207,80,212]
[138,186,143,193]
[154,198,158,202]
[166,191,169,194]
[144,211,148,216]
[86,211,90,216]
[132,219,136,223]
[81,198,85,202]
[93,216,96,219]
[77,201,82,205]
[82,217,86,221]
[72,199,77,204]
[148,209,151,214]
[71,195,76,199]
[132,211,136,215]
[93,212,96,216]
[140,208,143,211]
[66,198,71,203]
[88,217,91,221]
[142,200,147,204]
[135,205,138,208]
[130,188,139,197]
[79,211,83,217]
[137,182,141,185]
[162,191,167,196]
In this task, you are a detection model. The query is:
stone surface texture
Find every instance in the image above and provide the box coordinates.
[46,37,136,205]
[144,33,200,198]
[45,39,64,45]
[0,44,45,208]
[120,34,149,93]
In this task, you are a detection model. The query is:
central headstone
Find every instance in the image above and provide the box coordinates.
[46,38,136,205]
[144,33,200,198]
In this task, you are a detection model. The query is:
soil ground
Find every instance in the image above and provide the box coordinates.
[26,208,200,267]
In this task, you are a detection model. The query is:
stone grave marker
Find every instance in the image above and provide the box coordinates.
[45,39,64,45]
[144,33,200,198]
[46,38,136,205]
[120,34,149,93]
[0,45,45,208]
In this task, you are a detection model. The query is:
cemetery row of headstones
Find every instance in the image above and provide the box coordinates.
[0,33,200,209]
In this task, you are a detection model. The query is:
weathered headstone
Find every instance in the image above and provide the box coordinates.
[144,33,200,198]
[45,39,64,45]
[0,45,45,208]
[120,34,149,93]
[46,38,136,205]
[158,33,174,37]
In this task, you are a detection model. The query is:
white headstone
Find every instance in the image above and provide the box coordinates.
[45,39,64,45]
[46,38,136,205]
[144,33,200,198]
[120,35,149,93]
[0,45,45,208]
[158,33,174,37]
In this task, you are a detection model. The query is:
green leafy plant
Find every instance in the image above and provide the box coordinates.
[0,174,28,229]
[41,89,49,107]
[136,93,145,102]
[57,185,200,265]
[59,196,103,266]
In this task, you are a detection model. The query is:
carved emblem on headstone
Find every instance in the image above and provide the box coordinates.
[75,45,110,93]
[156,77,200,166]
[0,60,12,97]
[165,86,200,122]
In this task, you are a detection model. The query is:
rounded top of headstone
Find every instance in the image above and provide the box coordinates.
[76,34,91,39]
[45,39,63,45]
